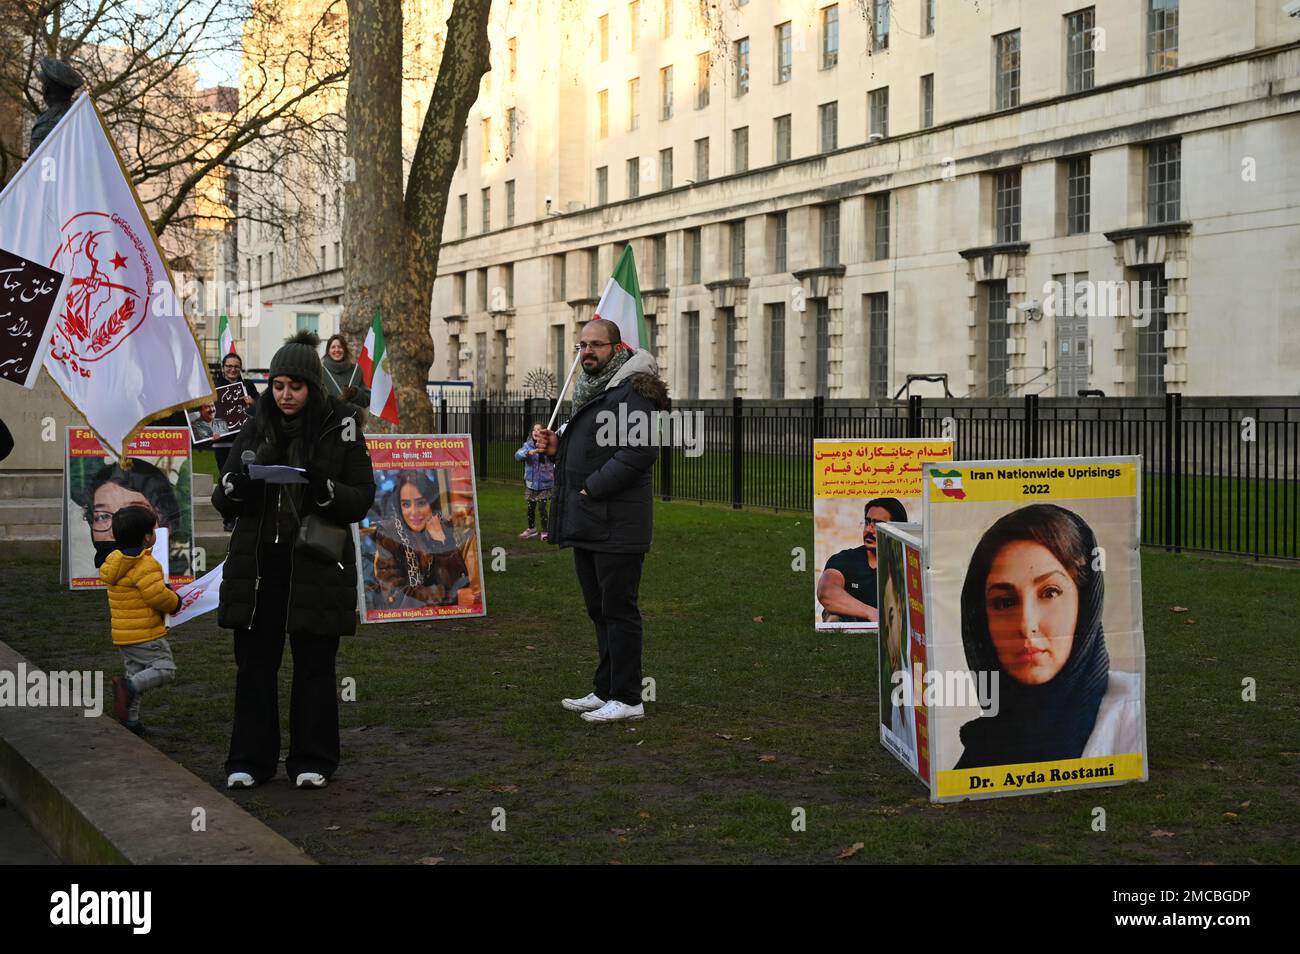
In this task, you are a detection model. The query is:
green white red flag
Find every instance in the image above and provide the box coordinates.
[594,246,648,351]
[358,309,399,424]
[218,314,234,355]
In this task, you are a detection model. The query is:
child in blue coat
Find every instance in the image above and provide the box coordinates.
[515,422,556,540]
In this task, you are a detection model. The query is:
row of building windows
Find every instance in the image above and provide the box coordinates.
[446,138,1181,313]
[452,3,1181,232]
[456,133,1176,254]
[448,292,892,402]
[592,1,1178,140]
[454,1,1177,196]
[453,265,1167,401]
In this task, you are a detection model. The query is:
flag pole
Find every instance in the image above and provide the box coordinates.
[547,349,583,431]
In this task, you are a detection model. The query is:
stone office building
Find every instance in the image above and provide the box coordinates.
[428,0,1300,400]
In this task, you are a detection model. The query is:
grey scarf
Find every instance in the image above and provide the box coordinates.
[572,347,630,411]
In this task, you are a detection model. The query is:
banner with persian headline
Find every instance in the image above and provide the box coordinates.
[813,438,954,632]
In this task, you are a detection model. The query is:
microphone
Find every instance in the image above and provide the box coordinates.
[241,450,256,475]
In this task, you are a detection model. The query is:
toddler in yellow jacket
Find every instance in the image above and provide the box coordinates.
[99,505,182,736]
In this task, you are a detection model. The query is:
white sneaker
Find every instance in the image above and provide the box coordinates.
[560,692,606,712]
[226,772,256,790]
[295,772,328,789]
[580,700,645,723]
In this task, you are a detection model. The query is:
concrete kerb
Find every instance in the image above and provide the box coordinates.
[0,640,313,865]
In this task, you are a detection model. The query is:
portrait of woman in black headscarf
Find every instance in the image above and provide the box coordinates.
[373,470,470,609]
[954,504,1140,770]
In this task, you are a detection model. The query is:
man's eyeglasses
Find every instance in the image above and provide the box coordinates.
[576,341,614,353]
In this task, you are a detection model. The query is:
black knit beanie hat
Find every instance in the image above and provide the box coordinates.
[269,330,324,386]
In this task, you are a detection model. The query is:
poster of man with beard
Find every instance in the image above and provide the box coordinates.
[813,438,953,632]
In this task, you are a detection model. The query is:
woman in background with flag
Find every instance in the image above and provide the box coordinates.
[323,334,371,414]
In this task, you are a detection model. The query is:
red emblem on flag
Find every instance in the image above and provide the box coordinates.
[47,211,155,379]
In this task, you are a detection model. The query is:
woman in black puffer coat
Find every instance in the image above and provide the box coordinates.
[211,331,375,791]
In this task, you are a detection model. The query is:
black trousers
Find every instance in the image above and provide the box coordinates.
[226,585,341,782]
[572,548,645,706]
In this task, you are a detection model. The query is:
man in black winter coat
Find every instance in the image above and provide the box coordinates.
[537,318,669,723]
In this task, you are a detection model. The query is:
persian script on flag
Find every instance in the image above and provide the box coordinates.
[0,246,62,389]
[0,95,213,455]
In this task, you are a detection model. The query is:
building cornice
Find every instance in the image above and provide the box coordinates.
[1103,222,1193,243]
[959,242,1031,261]
[791,266,846,281]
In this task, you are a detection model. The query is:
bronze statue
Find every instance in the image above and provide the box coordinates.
[28,57,85,155]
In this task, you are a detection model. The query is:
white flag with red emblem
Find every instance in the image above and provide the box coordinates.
[0,95,213,458]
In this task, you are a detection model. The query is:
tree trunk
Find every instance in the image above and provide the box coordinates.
[344,0,490,434]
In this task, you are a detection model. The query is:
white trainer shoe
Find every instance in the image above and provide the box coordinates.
[560,692,606,712]
[580,700,645,723]
[226,772,256,790]
[295,772,328,789]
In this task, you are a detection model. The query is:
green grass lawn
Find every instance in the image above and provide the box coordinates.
[6,480,1296,864]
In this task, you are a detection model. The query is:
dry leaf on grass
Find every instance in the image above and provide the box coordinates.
[1151,829,1176,838]
[1223,812,1239,820]
[1170,606,1189,613]
[753,616,764,623]
[837,842,865,860]
[758,754,777,763]
[325,825,341,832]
[716,733,734,740]
[489,784,519,794]
[1184,619,1197,625]
[415,856,444,865]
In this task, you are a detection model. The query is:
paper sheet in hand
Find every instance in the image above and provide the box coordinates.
[249,464,308,484]
[168,561,224,627]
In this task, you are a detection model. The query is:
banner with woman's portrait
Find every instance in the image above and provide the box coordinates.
[63,426,195,589]
[355,434,487,623]
[813,438,953,632]
[921,456,1147,802]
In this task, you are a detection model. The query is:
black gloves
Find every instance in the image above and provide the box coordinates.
[306,466,335,506]
[221,471,253,501]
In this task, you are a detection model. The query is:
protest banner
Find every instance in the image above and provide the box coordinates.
[64,425,194,589]
[0,246,61,389]
[877,521,928,782]
[0,96,213,457]
[919,455,1147,802]
[813,438,954,631]
[355,434,487,623]
[186,381,246,446]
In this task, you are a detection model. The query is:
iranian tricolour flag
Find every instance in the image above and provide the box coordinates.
[218,314,234,356]
[931,469,966,500]
[357,309,399,424]
[593,245,648,351]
